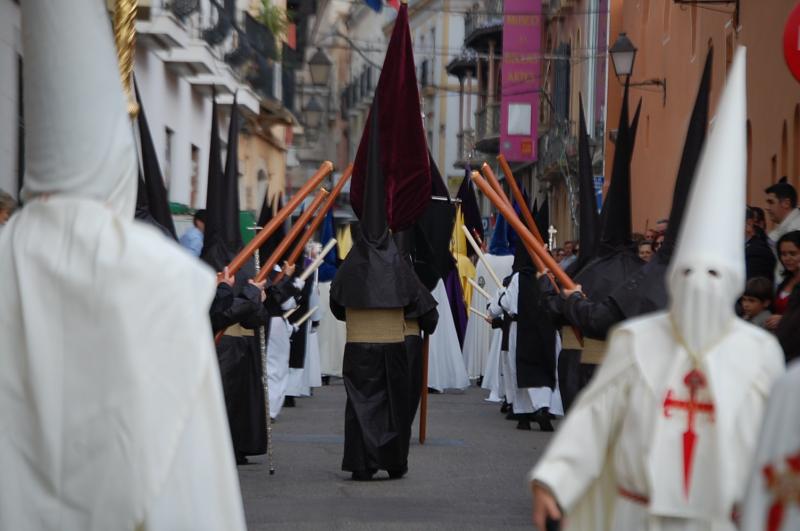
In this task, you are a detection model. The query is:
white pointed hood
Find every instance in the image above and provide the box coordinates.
[667,47,748,355]
[21,0,137,217]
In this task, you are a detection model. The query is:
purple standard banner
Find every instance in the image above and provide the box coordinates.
[500,0,542,162]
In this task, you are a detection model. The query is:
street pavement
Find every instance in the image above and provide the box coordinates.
[238,380,555,530]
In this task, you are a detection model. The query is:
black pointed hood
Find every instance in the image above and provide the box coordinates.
[574,96,599,271]
[200,94,230,271]
[257,191,286,267]
[535,197,549,239]
[223,94,243,251]
[456,166,484,256]
[134,80,177,239]
[429,152,450,198]
[597,80,635,255]
[331,96,420,309]
[608,49,713,319]
[660,49,712,257]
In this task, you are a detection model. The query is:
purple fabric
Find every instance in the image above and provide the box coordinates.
[444,268,468,348]
[350,4,431,231]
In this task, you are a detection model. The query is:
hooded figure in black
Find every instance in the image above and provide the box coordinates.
[487,206,560,432]
[330,98,427,480]
[547,50,712,347]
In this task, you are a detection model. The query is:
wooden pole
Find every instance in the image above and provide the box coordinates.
[223,161,333,276]
[471,171,577,290]
[462,225,503,288]
[494,157,547,246]
[419,334,430,444]
[214,188,329,343]
[272,164,353,284]
[479,164,547,273]
[467,277,490,300]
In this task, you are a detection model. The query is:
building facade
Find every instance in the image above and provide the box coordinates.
[606,0,800,233]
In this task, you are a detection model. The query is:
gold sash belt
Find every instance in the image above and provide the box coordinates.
[560,327,606,365]
[345,308,405,343]
[404,319,420,337]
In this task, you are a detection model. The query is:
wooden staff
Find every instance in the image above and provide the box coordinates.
[252,188,329,284]
[296,239,337,283]
[223,162,333,276]
[469,307,490,321]
[467,277,490,300]
[272,164,353,284]
[494,157,548,246]
[480,163,547,274]
[461,225,503,288]
[214,189,329,343]
[283,306,299,320]
[419,334,430,444]
[292,306,318,327]
[472,171,577,290]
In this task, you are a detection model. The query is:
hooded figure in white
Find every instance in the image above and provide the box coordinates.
[0,1,246,530]
[529,48,784,531]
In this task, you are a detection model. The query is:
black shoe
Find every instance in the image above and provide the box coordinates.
[236,453,249,465]
[506,410,519,420]
[427,387,441,394]
[476,376,484,387]
[516,419,532,430]
[500,401,511,414]
[351,469,376,481]
[322,375,330,386]
[284,396,296,407]
[387,467,407,479]
[532,408,554,432]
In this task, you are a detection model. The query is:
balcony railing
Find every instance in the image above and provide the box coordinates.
[457,129,476,165]
[475,103,500,141]
[464,0,503,40]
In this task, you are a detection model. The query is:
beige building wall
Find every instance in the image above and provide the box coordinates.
[606,0,800,233]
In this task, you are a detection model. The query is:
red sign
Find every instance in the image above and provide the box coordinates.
[784,2,800,83]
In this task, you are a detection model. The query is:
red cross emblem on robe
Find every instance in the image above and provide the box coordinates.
[663,369,715,498]
[762,451,800,531]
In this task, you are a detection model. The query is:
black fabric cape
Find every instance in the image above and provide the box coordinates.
[512,247,556,389]
[405,334,425,424]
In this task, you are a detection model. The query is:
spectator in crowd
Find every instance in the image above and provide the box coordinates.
[653,232,665,252]
[767,230,800,362]
[644,228,657,241]
[560,241,577,269]
[637,240,654,262]
[746,207,776,282]
[553,248,565,264]
[740,277,773,329]
[0,189,17,227]
[179,209,206,257]
[765,179,800,251]
[765,230,800,331]
[751,205,768,234]
[654,218,668,235]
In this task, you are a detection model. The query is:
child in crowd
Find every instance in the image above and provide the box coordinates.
[741,276,773,329]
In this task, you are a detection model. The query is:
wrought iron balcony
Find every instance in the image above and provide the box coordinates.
[456,129,476,168]
[464,0,503,52]
[475,102,500,153]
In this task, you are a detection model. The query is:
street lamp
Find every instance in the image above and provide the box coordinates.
[609,32,637,80]
[304,96,324,129]
[308,48,333,87]
[608,32,667,106]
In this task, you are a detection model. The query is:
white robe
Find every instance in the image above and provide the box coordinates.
[530,313,784,531]
[286,276,323,397]
[427,279,471,392]
[0,200,246,531]
[317,280,346,377]
[268,316,295,419]
[489,273,563,416]
[480,328,505,402]
[463,254,514,379]
[741,360,800,531]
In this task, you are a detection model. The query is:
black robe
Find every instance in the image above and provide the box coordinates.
[514,269,557,390]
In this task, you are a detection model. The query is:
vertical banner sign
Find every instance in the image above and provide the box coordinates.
[500,0,542,162]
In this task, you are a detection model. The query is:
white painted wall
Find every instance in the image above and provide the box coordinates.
[0,0,20,199]
[135,44,213,208]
